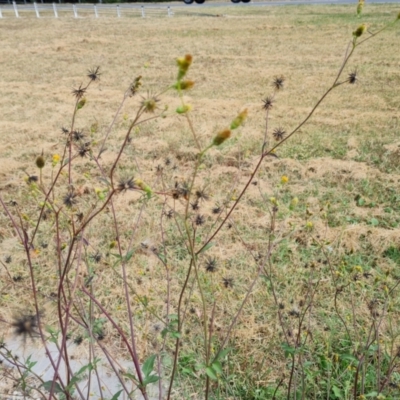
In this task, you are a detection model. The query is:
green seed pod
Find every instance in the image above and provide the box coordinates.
[36,155,45,169]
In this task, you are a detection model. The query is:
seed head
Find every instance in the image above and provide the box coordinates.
[72,130,85,142]
[141,92,160,113]
[205,257,217,272]
[195,187,210,202]
[116,177,135,193]
[212,204,221,214]
[348,71,358,84]
[262,96,274,111]
[61,127,69,135]
[195,214,205,226]
[77,142,91,158]
[63,190,78,208]
[12,313,39,342]
[222,277,233,288]
[87,66,101,82]
[191,201,200,211]
[74,335,83,345]
[72,84,86,99]
[272,76,285,91]
[273,127,286,141]
[165,210,174,219]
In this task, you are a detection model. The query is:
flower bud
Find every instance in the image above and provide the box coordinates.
[212,129,231,146]
[353,23,366,38]
[77,97,86,110]
[173,80,195,90]
[177,54,193,80]
[230,109,248,130]
[176,104,192,114]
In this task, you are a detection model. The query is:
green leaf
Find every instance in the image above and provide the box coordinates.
[41,381,63,394]
[142,355,156,377]
[124,249,135,262]
[142,375,160,386]
[332,385,342,398]
[124,372,139,383]
[205,366,218,381]
[171,331,181,339]
[211,361,223,375]
[369,218,379,226]
[110,390,123,400]
[198,242,215,254]
[215,348,230,361]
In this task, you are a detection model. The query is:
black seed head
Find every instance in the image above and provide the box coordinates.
[273,127,286,141]
[205,257,217,273]
[61,127,69,135]
[195,214,205,226]
[87,66,101,82]
[63,191,78,208]
[28,175,39,184]
[74,336,83,345]
[77,142,91,157]
[191,201,200,211]
[195,187,210,202]
[212,205,221,214]
[116,177,135,193]
[165,210,174,219]
[72,130,85,142]
[72,84,86,99]
[222,277,233,288]
[12,313,39,342]
[90,252,102,263]
[272,76,285,91]
[262,96,274,111]
[348,71,358,84]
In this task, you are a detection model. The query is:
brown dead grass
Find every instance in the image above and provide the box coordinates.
[0,3,400,397]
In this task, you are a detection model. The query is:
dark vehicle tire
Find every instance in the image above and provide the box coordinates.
[241,0,251,2]
[231,0,241,3]
[195,0,206,3]
[183,0,195,4]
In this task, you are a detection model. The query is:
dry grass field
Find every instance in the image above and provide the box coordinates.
[0,3,400,399]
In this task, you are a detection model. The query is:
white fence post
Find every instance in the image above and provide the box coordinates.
[167,6,172,17]
[53,3,58,18]
[116,4,120,17]
[34,2,40,18]
[94,4,98,18]
[0,7,2,18]
[141,5,145,18]
[73,4,77,18]
[12,1,19,18]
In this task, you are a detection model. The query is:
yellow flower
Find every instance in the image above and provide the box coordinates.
[52,154,61,166]
[281,175,289,184]
[305,221,313,229]
[354,265,363,273]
